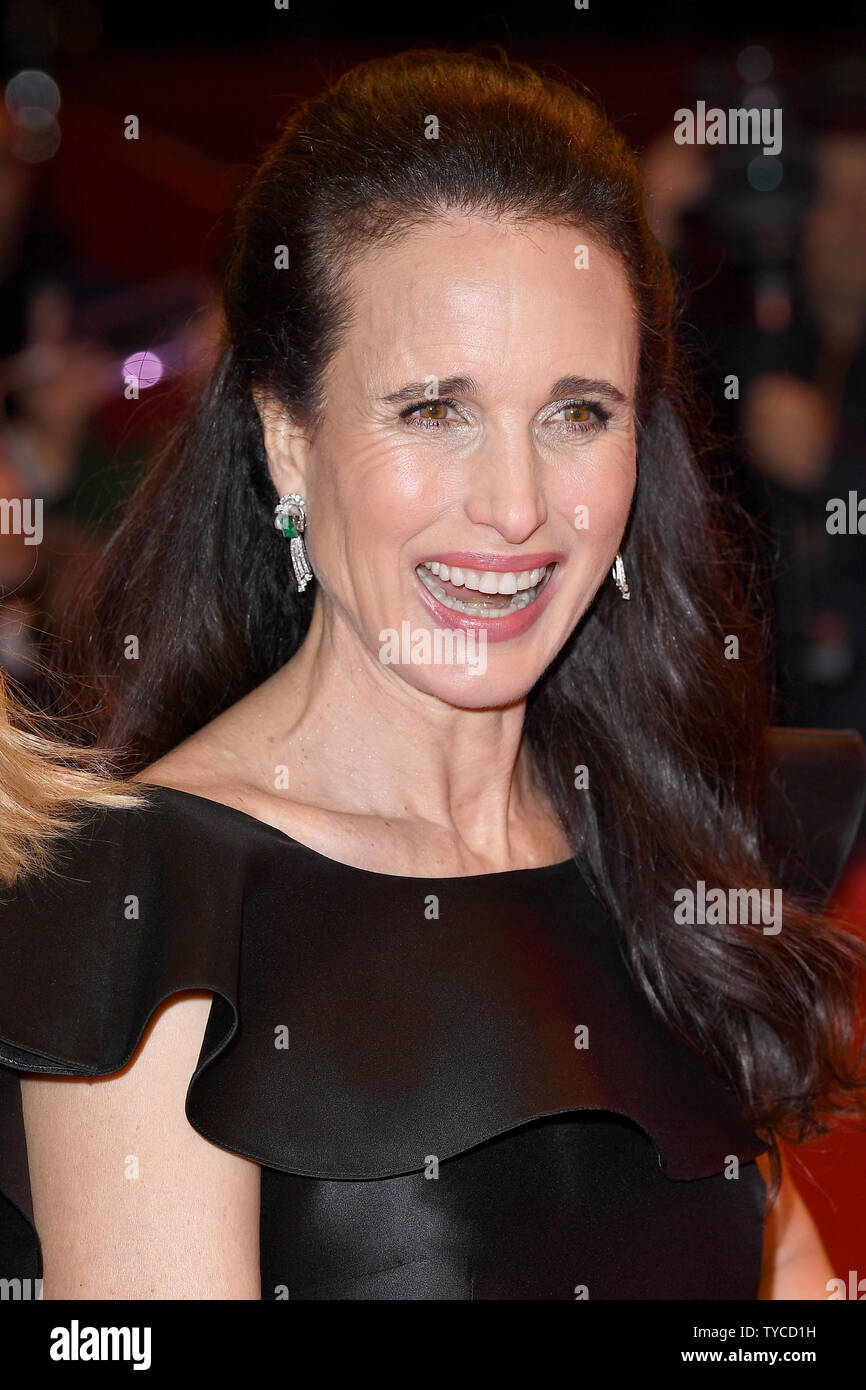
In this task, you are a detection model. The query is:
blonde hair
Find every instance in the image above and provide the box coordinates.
[0,670,146,888]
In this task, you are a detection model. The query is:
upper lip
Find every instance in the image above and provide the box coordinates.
[416,552,561,572]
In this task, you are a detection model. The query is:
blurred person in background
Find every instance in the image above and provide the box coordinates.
[643,100,866,855]
[0,100,222,689]
[740,129,866,747]
[0,101,115,683]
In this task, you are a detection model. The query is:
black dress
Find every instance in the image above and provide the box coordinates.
[0,728,863,1301]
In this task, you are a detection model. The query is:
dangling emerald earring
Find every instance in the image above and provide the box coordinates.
[274,492,314,593]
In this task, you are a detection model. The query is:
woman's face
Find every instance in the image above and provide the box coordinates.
[264,215,639,707]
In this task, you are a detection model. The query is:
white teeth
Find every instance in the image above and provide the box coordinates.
[415,561,554,615]
[417,562,551,596]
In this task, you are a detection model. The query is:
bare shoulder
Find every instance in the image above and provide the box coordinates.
[131,717,257,813]
[756,1149,833,1300]
[131,723,232,792]
[132,690,269,802]
[130,717,324,849]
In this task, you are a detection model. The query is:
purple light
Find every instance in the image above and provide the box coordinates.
[123,351,164,390]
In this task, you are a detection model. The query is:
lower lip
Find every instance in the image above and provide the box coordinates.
[413,564,560,643]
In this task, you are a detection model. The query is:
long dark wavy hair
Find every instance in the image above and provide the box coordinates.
[46,47,866,1177]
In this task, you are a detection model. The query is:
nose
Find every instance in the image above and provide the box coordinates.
[462,432,547,545]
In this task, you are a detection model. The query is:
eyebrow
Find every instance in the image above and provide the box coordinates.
[380,374,629,408]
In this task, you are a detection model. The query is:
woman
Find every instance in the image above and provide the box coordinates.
[1,48,865,1301]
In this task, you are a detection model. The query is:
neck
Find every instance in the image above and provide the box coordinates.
[245,591,549,864]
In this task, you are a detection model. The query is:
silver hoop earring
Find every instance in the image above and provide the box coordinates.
[274,492,314,593]
[612,551,630,601]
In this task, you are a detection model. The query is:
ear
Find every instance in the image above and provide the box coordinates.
[252,387,312,498]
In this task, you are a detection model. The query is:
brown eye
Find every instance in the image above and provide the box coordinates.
[552,400,611,434]
[401,397,460,429]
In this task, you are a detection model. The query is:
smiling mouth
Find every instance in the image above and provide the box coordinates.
[415,561,556,616]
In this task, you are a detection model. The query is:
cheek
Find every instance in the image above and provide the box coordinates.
[304,437,425,593]
[310,411,478,569]
[558,439,636,541]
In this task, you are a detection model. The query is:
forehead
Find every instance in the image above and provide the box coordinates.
[336,217,638,396]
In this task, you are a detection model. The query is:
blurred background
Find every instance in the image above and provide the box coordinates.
[0,0,864,1281]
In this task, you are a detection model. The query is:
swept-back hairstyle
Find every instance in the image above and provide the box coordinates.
[45,47,866,1163]
[0,670,145,888]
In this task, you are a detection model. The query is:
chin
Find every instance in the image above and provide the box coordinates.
[396,661,543,711]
